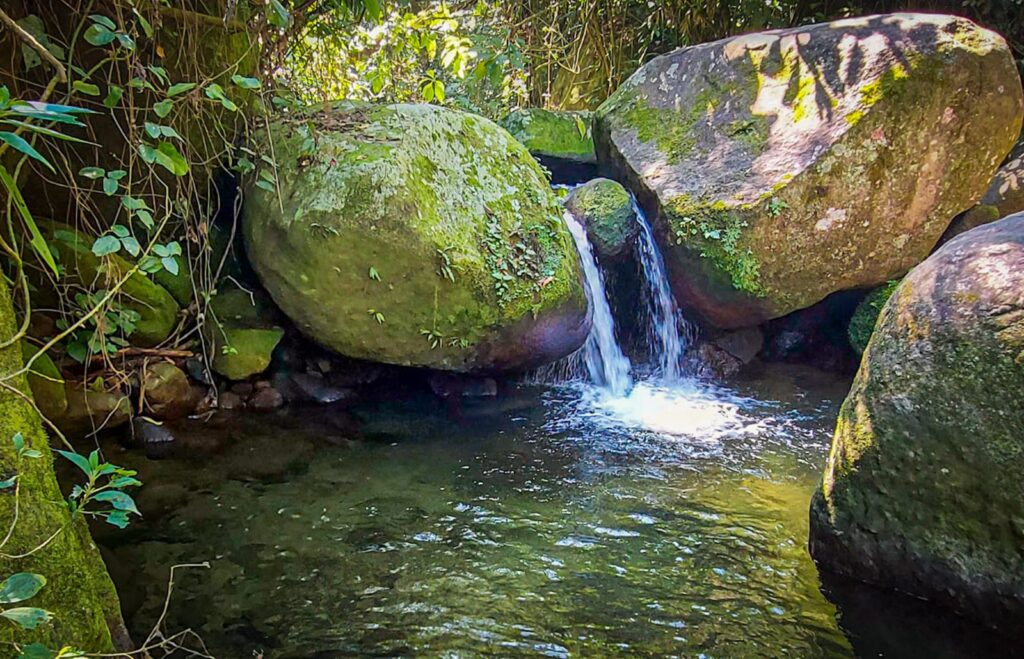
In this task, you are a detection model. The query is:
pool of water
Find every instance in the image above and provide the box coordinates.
[95,365,1008,657]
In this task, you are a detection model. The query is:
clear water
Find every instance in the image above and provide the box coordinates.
[563,212,632,396]
[96,367,1008,658]
[632,197,687,380]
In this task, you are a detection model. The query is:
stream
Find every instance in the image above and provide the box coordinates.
[94,200,1011,657]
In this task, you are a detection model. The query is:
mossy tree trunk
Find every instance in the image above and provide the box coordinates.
[0,277,127,653]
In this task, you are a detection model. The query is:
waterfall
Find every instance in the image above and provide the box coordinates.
[632,197,689,380]
[563,212,633,397]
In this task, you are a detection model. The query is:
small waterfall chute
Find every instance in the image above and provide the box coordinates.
[563,212,633,397]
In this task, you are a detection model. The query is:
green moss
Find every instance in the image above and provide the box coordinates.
[211,327,284,380]
[500,109,595,162]
[20,343,66,420]
[44,225,180,347]
[665,195,765,296]
[847,280,901,354]
[0,277,124,651]
[565,178,635,256]
[245,104,585,370]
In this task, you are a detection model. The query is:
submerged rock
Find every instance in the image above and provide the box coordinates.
[141,362,196,420]
[127,417,176,460]
[943,133,1024,241]
[595,13,1024,328]
[565,178,638,260]
[244,103,589,372]
[846,280,900,354]
[809,212,1024,630]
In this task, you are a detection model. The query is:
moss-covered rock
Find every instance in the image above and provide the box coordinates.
[501,109,595,163]
[0,278,127,651]
[141,362,196,419]
[565,178,638,260]
[152,256,194,307]
[54,383,132,437]
[20,343,66,420]
[595,13,1024,328]
[943,132,1024,241]
[207,288,284,380]
[43,225,180,347]
[244,103,589,372]
[809,212,1024,630]
[846,280,900,354]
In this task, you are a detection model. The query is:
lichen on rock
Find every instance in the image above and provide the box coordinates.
[244,103,589,372]
[595,13,1024,328]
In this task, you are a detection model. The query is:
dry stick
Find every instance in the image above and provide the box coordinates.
[0,7,68,83]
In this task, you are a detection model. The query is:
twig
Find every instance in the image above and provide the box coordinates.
[87,347,194,364]
[0,7,68,82]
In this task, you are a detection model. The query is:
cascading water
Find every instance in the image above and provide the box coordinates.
[563,212,633,397]
[632,196,689,380]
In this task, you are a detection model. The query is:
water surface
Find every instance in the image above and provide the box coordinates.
[97,365,1010,658]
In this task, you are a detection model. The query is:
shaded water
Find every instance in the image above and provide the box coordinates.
[97,366,1009,658]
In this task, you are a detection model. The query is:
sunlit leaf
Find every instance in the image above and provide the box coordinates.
[1,607,51,629]
[230,75,261,90]
[78,166,104,179]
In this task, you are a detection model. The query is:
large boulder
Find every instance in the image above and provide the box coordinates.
[244,104,589,372]
[206,289,284,381]
[943,132,1024,241]
[809,212,1024,630]
[846,280,900,354]
[595,13,1024,328]
[564,178,638,260]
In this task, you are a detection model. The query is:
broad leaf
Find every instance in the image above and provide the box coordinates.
[56,450,92,477]
[93,490,140,515]
[0,573,45,604]
[1,607,51,629]
[91,235,120,256]
[0,132,52,172]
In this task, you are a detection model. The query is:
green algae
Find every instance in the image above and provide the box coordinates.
[500,109,595,162]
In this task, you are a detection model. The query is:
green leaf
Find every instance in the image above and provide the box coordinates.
[254,179,274,192]
[102,176,118,196]
[89,14,116,30]
[144,122,161,139]
[154,141,189,176]
[0,573,46,604]
[230,75,261,90]
[0,476,16,489]
[104,510,129,529]
[120,236,140,257]
[364,0,382,21]
[268,0,292,28]
[166,82,196,97]
[204,83,237,111]
[368,266,381,281]
[0,132,52,172]
[120,196,149,211]
[133,8,154,38]
[1,607,51,629]
[110,224,129,238]
[1,121,92,145]
[65,341,87,363]
[161,256,179,275]
[93,490,140,515]
[16,642,55,659]
[72,81,100,96]
[0,165,58,276]
[135,209,154,229]
[153,98,173,118]
[103,85,123,108]
[79,166,104,179]
[91,235,120,256]
[56,450,93,477]
[83,24,116,46]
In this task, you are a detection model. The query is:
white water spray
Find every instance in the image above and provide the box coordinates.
[563,212,633,397]
[633,197,688,380]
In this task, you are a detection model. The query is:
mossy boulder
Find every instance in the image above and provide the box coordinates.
[847,280,900,354]
[501,109,596,163]
[43,225,180,347]
[565,178,638,260]
[206,288,284,380]
[809,212,1024,630]
[943,132,1024,241]
[141,362,196,419]
[0,273,126,653]
[54,383,132,437]
[244,103,589,372]
[21,343,66,419]
[595,13,1024,328]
